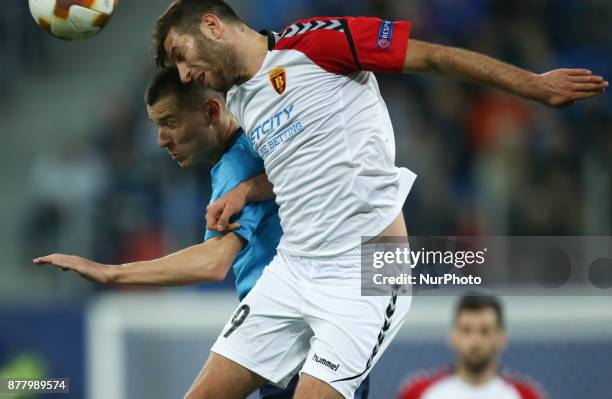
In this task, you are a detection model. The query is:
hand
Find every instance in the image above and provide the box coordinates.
[205,184,246,232]
[535,69,608,107]
[33,254,113,284]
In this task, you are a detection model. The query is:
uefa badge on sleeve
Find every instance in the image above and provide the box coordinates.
[269,67,287,95]
[377,20,394,50]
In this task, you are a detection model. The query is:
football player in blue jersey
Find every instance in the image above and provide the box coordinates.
[33,67,368,399]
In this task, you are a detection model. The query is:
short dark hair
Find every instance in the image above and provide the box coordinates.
[454,294,505,329]
[145,67,224,109]
[153,0,243,67]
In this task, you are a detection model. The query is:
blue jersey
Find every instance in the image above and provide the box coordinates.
[204,130,282,300]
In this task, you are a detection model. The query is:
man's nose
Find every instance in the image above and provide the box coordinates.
[177,63,192,83]
[158,129,171,148]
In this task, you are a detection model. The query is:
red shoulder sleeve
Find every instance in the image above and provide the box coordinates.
[398,370,449,399]
[272,16,411,74]
[345,17,411,73]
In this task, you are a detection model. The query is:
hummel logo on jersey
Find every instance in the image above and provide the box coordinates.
[280,19,344,39]
[269,67,287,95]
[312,353,340,372]
[377,20,394,50]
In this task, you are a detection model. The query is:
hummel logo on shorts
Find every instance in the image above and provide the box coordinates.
[312,353,340,372]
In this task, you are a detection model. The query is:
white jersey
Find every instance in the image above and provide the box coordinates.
[399,370,543,399]
[227,17,417,256]
[422,376,527,399]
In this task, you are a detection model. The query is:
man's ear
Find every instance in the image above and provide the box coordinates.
[199,14,223,41]
[206,99,221,122]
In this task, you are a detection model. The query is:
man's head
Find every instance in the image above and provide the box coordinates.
[153,0,246,92]
[145,67,232,167]
[450,294,506,375]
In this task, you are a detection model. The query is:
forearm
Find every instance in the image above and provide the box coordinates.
[109,234,243,285]
[239,173,275,202]
[405,40,540,101]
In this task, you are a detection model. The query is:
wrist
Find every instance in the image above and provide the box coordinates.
[238,179,254,202]
[105,264,121,284]
[526,72,547,102]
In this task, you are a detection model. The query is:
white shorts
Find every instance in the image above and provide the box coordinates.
[211,246,412,398]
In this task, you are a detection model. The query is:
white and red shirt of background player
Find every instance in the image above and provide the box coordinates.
[226,17,417,257]
[398,369,544,399]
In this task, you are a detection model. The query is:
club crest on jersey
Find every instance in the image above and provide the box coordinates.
[269,66,287,95]
[377,20,394,50]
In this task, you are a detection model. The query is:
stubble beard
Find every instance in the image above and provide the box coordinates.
[195,33,240,92]
[463,354,494,375]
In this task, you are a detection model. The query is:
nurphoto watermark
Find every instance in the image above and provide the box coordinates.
[360,236,612,296]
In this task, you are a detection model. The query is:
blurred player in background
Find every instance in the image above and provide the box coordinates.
[32,67,369,398]
[152,0,607,398]
[398,294,543,399]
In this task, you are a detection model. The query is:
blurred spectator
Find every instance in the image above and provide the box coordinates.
[23,138,108,260]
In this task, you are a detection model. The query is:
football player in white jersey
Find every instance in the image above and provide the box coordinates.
[152,1,607,398]
[398,295,544,399]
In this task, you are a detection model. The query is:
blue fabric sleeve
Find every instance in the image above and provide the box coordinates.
[204,202,268,244]
[204,134,267,244]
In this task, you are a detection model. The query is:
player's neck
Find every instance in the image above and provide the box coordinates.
[456,362,498,386]
[210,118,242,164]
[233,28,268,85]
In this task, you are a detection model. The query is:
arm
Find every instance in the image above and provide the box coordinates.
[33,233,244,285]
[232,173,275,203]
[403,39,608,107]
[206,173,274,232]
[299,17,606,106]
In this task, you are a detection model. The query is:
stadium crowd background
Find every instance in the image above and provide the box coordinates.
[9,0,612,273]
[1,0,611,398]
